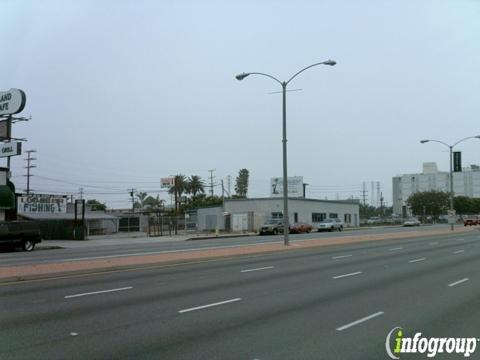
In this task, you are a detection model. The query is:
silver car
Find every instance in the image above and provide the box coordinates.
[317,218,344,232]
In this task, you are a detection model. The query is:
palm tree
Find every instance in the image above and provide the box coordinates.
[135,191,148,209]
[188,175,205,199]
[168,175,187,199]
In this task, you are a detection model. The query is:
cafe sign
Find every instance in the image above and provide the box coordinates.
[0,89,26,116]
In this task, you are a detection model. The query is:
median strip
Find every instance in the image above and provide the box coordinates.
[64,286,133,299]
[448,278,469,287]
[336,311,384,331]
[333,271,362,280]
[178,298,242,313]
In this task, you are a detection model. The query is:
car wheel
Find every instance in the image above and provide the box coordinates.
[273,229,278,235]
[23,239,35,252]
[338,226,343,232]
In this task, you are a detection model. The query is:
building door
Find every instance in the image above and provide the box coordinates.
[294,212,298,223]
[232,213,248,231]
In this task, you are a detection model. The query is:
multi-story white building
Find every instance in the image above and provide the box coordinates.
[392,162,480,216]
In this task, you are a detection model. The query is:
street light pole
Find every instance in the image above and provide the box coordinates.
[420,135,480,231]
[236,60,336,246]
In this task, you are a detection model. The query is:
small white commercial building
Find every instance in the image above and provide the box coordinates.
[197,197,360,232]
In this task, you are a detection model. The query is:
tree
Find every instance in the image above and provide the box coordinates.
[86,199,107,211]
[134,191,148,210]
[168,175,187,199]
[235,169,249,198]
[187,175,205,198]
[406,191,450,219]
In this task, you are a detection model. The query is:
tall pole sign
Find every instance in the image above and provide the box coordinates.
[0,89,26,116]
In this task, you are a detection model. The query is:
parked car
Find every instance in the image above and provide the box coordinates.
[317,218,344,232]
[403,218,421,227]
[464,217,479,226]
[259,219,284,235]
[289,223,313,234]
[0,221,42,251]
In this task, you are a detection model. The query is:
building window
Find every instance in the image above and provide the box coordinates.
[271,212,283,220]
[294,212,298,223]
[344,214,351,223]
[329,213,338,219]
[312,212,326,222]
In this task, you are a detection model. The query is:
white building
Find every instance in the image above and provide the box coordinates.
[196,197,360,232]
[392,163,480,216]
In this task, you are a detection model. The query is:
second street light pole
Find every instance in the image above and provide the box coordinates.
[420,135,480,231]
[236,60,336,246]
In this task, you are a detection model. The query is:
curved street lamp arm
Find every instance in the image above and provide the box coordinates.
[286,61,333,85]
[424,139,451,149]
[245,72,283,86]
[452,136,480,148]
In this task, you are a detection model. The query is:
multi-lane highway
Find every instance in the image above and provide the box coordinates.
[1,227,480,359]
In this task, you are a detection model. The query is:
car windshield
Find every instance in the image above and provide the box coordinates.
[266,219,281,224]
[323,219,333,223]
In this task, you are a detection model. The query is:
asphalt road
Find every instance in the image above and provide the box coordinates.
[1,228,480,359]
[0,224,456,267]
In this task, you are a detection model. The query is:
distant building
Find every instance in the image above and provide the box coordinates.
[392,162,480,216]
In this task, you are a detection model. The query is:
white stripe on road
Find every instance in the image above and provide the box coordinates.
[64,286,133,299]
[453,250,465,254]
[336,311,384,331]
[178,298,242,313]
[448,278,469,287]
[389,247,403,251]
[333,271,362,280]
[241,266,274,273]
[409,258,426,263]
[332,254,353,260]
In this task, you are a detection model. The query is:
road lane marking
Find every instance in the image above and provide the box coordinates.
[241,266,274,273]
[336,311,384,331]
[453,250,465,254]
[448,278,469,287]
[178,298,242,313]
[333,271,362,279]
[64,286,133,299]
[389,247,403,251]
[408,258,426,263]
[332,254,353,260]
[70,332,78,336]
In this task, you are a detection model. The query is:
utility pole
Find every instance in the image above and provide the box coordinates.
[24,150,37,195]
[174,176,178,235]
[221,179,225,200]
[79,187,84,200]
[208,169,216,197]
[376,181,381,208]
[227,175,231,197]
[361,182,368,206]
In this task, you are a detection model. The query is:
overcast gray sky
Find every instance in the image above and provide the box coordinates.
[2,0,480,208]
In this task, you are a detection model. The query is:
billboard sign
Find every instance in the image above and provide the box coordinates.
[0,89,26,116]
[0,119,11,140]
[17,194,68,214]
[161,177,175,188]
[0,142,21,158]
[270,176,304,198]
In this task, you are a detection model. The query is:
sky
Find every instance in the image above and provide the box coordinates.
[2,0,480,209]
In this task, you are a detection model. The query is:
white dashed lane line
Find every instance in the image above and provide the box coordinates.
[332,271,362,280]
[331,254,353,260]
[64,286,133,299]
[240,266,274,273]
[408,258,426,263]
[336,311,384,331]
[453,250,465,254]
[178,298,242,314]
[389,247,403,251]
[448,278,469,287]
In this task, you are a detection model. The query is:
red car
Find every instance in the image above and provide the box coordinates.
[289,223,313,234]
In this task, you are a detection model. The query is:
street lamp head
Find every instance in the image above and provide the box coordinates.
[474,135,480,139]
[420,139,430,144]
[235,73,249,81]
[323,59,336,66]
